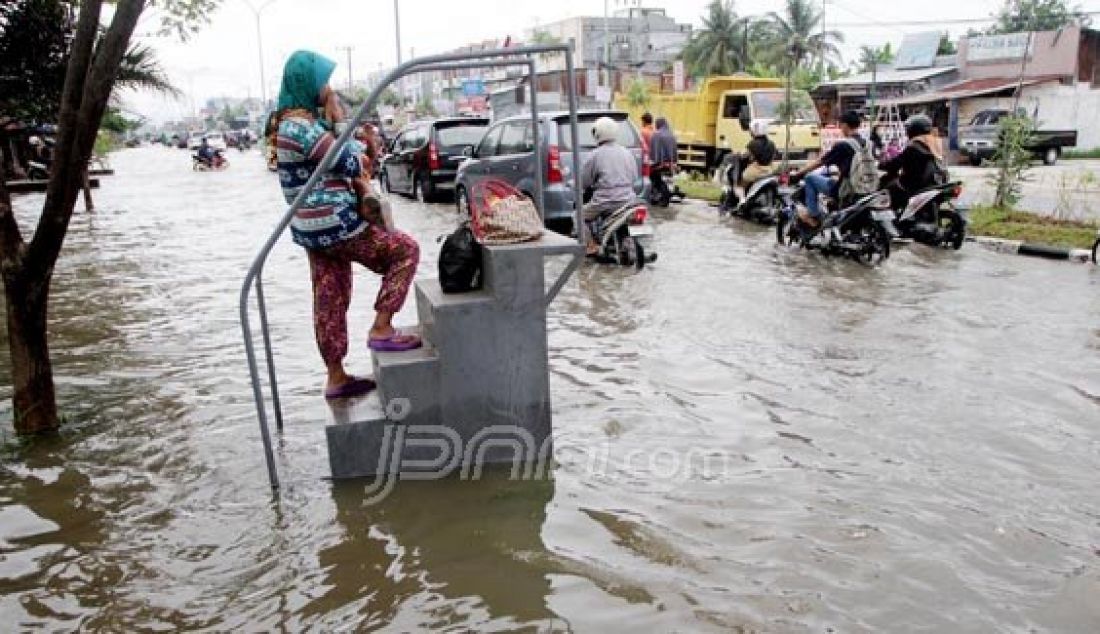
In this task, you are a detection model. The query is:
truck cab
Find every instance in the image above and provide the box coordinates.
[715,89,821,165]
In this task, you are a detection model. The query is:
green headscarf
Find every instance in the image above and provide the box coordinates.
[276,50,336,112]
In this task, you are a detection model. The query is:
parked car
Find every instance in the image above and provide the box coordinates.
[960,109,1077,166]
[454,110,649,226]
[379,117,490,202]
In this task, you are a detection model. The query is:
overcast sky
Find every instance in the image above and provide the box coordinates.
[123,0,1094,122]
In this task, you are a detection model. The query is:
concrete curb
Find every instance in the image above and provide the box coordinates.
[971,236,1093,263]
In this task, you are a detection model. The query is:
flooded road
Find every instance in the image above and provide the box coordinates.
[2,146,1099,631]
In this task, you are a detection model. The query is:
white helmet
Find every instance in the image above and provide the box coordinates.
[592,116,619,144]
[750,119,770,137]
[28,135,42,147]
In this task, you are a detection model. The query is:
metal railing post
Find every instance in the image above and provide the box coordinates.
[528,61,544,218]
[564,47,583,245]
[255,275,283,430]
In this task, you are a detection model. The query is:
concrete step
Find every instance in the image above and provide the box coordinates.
[372,336,440,419]
[414,278,494,347]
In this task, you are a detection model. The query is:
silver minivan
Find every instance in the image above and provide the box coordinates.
[454,110,649,225]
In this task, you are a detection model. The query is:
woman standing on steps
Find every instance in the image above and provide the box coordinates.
[271,50,422,400]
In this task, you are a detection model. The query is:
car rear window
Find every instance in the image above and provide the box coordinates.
[436,122,488,147]
[556,115,640,150]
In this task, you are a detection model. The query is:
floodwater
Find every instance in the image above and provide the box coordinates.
[2,146,1099,632]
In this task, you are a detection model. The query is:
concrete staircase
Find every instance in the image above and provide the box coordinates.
[325,231,583,479]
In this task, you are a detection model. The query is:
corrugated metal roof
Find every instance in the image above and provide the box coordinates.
[817,66,957,88]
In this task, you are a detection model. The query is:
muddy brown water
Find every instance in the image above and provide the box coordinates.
[1,147,1099,631]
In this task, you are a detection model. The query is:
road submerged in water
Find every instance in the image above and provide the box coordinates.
[1,147,1099,631]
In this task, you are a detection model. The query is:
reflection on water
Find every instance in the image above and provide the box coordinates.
[1,147,1099,631]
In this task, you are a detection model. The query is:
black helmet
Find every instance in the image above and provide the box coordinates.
[905,114,933,138]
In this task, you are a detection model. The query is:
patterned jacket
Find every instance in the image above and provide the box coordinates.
[276,115,366,250]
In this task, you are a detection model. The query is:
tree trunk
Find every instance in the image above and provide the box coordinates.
[4,270,58,434]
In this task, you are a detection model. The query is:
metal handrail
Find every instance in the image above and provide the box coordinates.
[241,44,582,490]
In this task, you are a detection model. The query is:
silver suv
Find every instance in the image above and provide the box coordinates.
[454,110,649,225]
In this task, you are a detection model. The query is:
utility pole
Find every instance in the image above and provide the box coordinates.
[604,0,611,106]
[337,45,354,92]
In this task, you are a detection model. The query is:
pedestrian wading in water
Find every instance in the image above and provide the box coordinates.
[272,50,422,400]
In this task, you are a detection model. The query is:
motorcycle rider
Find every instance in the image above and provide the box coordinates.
[740,119,778,187]
[197,136,218,167]
[793,110,867,227]
[581,116,640,256]
[639,112,655,154]
[879,114,948,210]
[649,117,677,207]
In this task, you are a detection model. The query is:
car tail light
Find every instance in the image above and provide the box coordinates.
[547,144,563,184]
[428,142,440,170]
[630,205,647,225]
[779,171,790,186]
[951,185,963,199]
[641,149,651,178]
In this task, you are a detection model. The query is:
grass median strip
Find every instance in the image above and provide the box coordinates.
[676,179,722,203]
[967,205,1098,249]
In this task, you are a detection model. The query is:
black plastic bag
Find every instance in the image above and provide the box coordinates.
[438,225,482,293]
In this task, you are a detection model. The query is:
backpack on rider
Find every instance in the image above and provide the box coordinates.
[838,136,879,202]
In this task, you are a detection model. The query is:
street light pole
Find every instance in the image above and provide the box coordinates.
[604,0,610,106]
[243,0,280,108]
[394,0,402,64]
[337,45,354,92]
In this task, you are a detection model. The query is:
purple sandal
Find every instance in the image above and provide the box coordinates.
[324,376,377,400]
[368,330,423,353]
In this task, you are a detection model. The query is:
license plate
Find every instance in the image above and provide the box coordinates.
[871,210,895,222]
[628,225,654,238]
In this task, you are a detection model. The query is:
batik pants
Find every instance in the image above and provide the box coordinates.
[308,225,419,364]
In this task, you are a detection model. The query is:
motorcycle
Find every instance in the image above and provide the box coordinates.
[192,151,229,171]
[776,172,896,266]
[26,160,50,180]
[891,181,968,250]
[647,165,685,207]
[717,155,781,225]
[590,199,658,269]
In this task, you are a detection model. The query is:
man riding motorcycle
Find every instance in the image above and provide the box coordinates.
[879,114,948,211]
[581,116,640,256]
[793,110,868,227]
[197,136,219,167]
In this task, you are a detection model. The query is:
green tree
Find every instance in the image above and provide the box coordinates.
[989,114,1036,207]
[0,0,221,436]
[624,77,652,108]
[990,0,1089,33]
[381,88,401,108]
[937,33,958,55]
[0,0,70,123]
[763,0,844,72]
[681,0,755,76]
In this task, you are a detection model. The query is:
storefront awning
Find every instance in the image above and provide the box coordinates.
[878,76,1062,106]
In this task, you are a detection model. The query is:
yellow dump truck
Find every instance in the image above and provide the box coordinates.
[617,76,823,172]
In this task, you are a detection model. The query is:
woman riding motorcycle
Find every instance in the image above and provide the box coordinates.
[740,119,778,187]
[879,114,948,211]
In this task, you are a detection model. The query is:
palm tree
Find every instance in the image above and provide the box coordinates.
[858,44,895,74]
[858,44,895,116]
[681,0,754,77]
[763,0,844,73]
[114,43,180,98]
